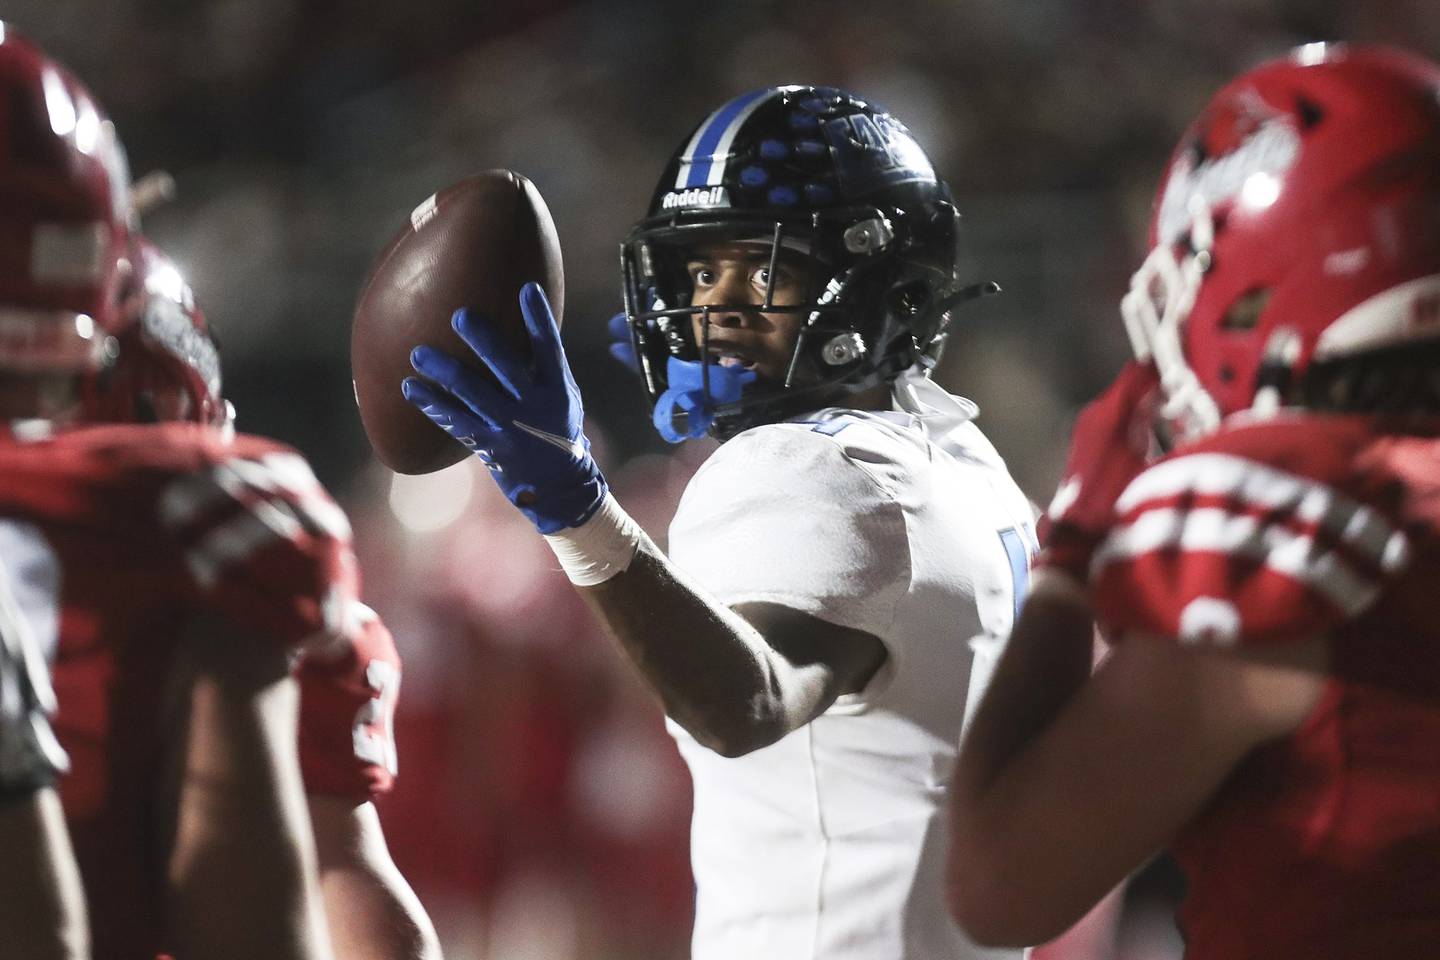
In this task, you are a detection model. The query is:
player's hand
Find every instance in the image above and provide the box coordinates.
[403,282,608,534]
[1037,361,1160,582]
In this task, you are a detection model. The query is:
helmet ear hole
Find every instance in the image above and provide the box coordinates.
[1221,288,1272,331]
[1296,96,1325,129]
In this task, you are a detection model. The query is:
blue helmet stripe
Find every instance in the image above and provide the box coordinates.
[676,88,775,189]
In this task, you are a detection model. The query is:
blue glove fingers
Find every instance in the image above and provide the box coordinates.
[402,373,503,436]
[517,282,576,392]
[409,345,518,422]
[449,308,527,400]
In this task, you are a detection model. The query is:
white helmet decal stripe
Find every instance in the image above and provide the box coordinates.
[675,88,776,190]
[1157,117,1300,246]
[1312,273,1440,360]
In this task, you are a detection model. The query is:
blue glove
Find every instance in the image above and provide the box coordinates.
[608,311,639,372]
[402,282,607,534]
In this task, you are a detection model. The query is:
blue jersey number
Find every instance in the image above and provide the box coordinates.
[998,526,1032,623]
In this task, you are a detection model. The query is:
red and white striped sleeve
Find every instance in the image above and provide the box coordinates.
[297,603,401,802]
[1090,450,1411,648]
[157,448,361,654]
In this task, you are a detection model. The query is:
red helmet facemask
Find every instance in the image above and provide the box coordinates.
[0,23,134,377]
[84,235,230,429]
[1123,44,1440,443]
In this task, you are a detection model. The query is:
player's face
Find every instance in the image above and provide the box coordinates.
[685,242,821,383]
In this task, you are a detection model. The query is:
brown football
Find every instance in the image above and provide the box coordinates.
[350,171,564,474]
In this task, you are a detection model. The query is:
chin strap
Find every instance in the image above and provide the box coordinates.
[652,356,758,443]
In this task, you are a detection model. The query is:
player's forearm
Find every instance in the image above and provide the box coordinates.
[578,538,820,757]
[310,798,442,960]
[947,569,1096,941]
[0,788,90,960]
[955,571,1096,796]
[166,624,333,960]
[320,877,442,960]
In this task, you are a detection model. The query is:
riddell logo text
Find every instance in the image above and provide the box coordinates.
[661,187,729,209]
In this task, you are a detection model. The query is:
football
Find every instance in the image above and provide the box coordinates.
[350,170,565,474]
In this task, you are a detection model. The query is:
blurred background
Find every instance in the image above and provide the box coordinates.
[13,1,1440,957]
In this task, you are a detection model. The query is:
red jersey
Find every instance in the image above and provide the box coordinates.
[298,601,400,803]
[1090,413,1440,959]
[0,422,398,958]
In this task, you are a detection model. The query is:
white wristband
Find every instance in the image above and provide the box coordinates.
[543,492,645,586]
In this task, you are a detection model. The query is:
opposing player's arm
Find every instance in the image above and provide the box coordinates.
[0,788,89,960]
[947,569,1327,947]
[0,561,88,959]
[580,543,887,757]
[164,611,333,960]
[309,797,442,960]
[298,612,439,960]
[161,443,378,959]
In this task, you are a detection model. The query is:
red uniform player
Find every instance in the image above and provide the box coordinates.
[0,21,433,957]
[131,237,437,959]
[0,23,334,960]
[0,422,361,955]
[1091,413,1440,957]
[948,45,1440,960]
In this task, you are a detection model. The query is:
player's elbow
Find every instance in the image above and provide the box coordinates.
[690,719,781,758]
[688,707,794,758]
[675,687,793,758]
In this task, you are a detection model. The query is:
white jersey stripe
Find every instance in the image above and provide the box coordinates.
[1114,453,1408,572]
[185,496,304,589]
[0,554,69,781]
[674,89,776,190]
[1091,505,1381,615]
[161,453,351,554]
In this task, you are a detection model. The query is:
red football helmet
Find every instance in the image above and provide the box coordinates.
[1123,44,1440,442]
[0,22,134,374]
[84,235,229,427]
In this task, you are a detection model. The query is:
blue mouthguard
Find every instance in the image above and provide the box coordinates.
[652,356,758,443]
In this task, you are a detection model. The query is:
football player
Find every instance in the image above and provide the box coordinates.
[125,238,441,960]
[0,25,332,960]
[405,87,1032,958]
[0,558,88,960]
[947,45,1440,959]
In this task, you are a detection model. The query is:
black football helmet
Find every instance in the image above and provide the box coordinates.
[621,85,991,442]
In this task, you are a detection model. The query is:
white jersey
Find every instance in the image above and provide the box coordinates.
[0,553,66,794]
[667,369,1034,960]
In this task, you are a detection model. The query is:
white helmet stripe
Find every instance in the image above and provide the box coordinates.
[674,88,777,190]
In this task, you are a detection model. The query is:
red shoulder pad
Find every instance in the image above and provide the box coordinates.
[156,436,359,652]
[1091,420,1411,647]
[297,603,400,802]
